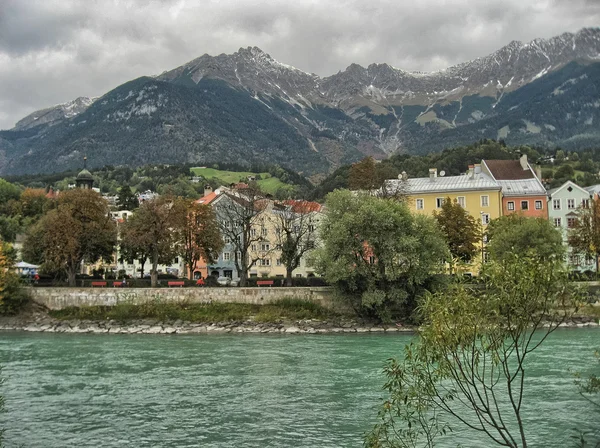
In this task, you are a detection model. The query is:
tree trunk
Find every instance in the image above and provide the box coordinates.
[286,268,293,287]
[139,259,145,279]
[67,268,77,287]
[150,251,159,288]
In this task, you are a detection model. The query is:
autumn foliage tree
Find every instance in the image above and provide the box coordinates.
[434,197,481,272]
[173,199,223,280]
[120,196,182,287]
[569,198,600,275]
[22,189,117,286]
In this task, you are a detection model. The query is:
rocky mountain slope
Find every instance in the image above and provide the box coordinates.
[2,28,600,177]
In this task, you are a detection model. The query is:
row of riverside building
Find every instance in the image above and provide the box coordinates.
[102,154,597,280]
[384,154,599,274]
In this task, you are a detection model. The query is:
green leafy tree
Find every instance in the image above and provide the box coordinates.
[348,157,378,191]
[556,149,566,163]
[367,254,583,448]
[569,198,600,275]
[116,185,139,211]
[313,190,448,321]
[434,197,481,272]
[22,189,117,286]
[487,214,565,263]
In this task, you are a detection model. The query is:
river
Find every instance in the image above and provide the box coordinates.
[0,329,598,447]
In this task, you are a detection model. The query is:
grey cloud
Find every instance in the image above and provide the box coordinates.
[1,0,600,129]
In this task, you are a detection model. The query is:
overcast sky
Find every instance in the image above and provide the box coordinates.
[1,0,599,130]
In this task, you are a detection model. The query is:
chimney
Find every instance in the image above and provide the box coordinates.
[401,171,408,181]
[203,185,213,197]
[429,168,437,181]
[519,154,528,171]
[468,165,474,179]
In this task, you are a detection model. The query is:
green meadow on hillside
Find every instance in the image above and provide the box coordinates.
[190,167,291,194]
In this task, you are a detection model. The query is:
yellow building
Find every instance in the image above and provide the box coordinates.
[385,165,503,274]
[247,200,323,279]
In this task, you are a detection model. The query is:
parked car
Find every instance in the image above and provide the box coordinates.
[217,277,240,286]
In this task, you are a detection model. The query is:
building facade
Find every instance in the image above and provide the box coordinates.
[548,181,595,272]
[481,155,548,219]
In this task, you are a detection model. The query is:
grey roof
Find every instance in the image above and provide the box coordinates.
[76,168,93,180]
[585,184,600,194]
[385,172,500,195]
[496,179,547,197]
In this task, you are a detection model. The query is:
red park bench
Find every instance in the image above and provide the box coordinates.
[91,281,107,288]
[168,281,185,288]
[256,280,274,287]
[113,282,126,288]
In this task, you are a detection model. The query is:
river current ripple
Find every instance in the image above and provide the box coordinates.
[0,329,598,447]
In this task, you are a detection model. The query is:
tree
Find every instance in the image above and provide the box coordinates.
[555,149,566,163]
[313,190,449,321]
[213,188,266,287]
[22,189,117,286]
[272,201,319,286]
[19,188,49,219]
[348,157,378,191]
[0,241,28,315]
[367,254,583,448]
[173,198,223,280]
[487,214,565,263]
[116,185,139,211]
[569,198,600,276]
[434,197,481,272]
[118,214,150,279]
[122,196,181,287]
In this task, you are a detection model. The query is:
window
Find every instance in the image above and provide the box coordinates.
[567,199,575,210]
[457,196,466,208]
[174,257,179,263]
[553,199,561,210]
[582,199,590,209]
[569,254,580,266]
[261,228,268,236]
[236,252,242,260]
[535,200,543,210]
[261,243,270,251]
[250,229,257,237]
[260,258,271,266]
[507,201,515,211]
[308,225,315,232]
[368,256,376,264]
[306,241,316,249]
[251,244,257,252]
[483,251,490,263]
[223,252,230,261]
[521,201,529,210]
[416,199,424,210]
[436,198,445,208]
[481,195,489,207]
[276,259,282,266]
[481,213,490,225]
[554,218,562,227]
[567,217,577,228]
[224,236,231,244]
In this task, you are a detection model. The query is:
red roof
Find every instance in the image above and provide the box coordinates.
[484,160,534,180]
[284,200,322,213]
[196,191,218,205]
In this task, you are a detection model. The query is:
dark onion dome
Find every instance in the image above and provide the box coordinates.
[76,168,94,181]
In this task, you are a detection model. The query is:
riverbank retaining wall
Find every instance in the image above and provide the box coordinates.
[27,287,336,310]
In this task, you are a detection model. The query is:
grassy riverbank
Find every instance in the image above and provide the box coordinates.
[48,298,342,324]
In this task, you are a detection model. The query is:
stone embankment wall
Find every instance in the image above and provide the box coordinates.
[28,287,335,310]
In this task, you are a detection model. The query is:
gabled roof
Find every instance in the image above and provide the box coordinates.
[585,184,600,195]
[483,160,534,180]
[497,179,547,196]
[196,191,218,205]
[547,180,591,198]
[283,200,323,213]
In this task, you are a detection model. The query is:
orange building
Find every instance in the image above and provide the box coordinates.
[482,155,548,218]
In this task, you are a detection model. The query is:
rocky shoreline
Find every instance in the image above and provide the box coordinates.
[0,313,598,335]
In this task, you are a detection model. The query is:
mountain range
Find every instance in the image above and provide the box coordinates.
[2,27,600,179]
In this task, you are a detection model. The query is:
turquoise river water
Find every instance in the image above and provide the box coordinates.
[0,329,598,447]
